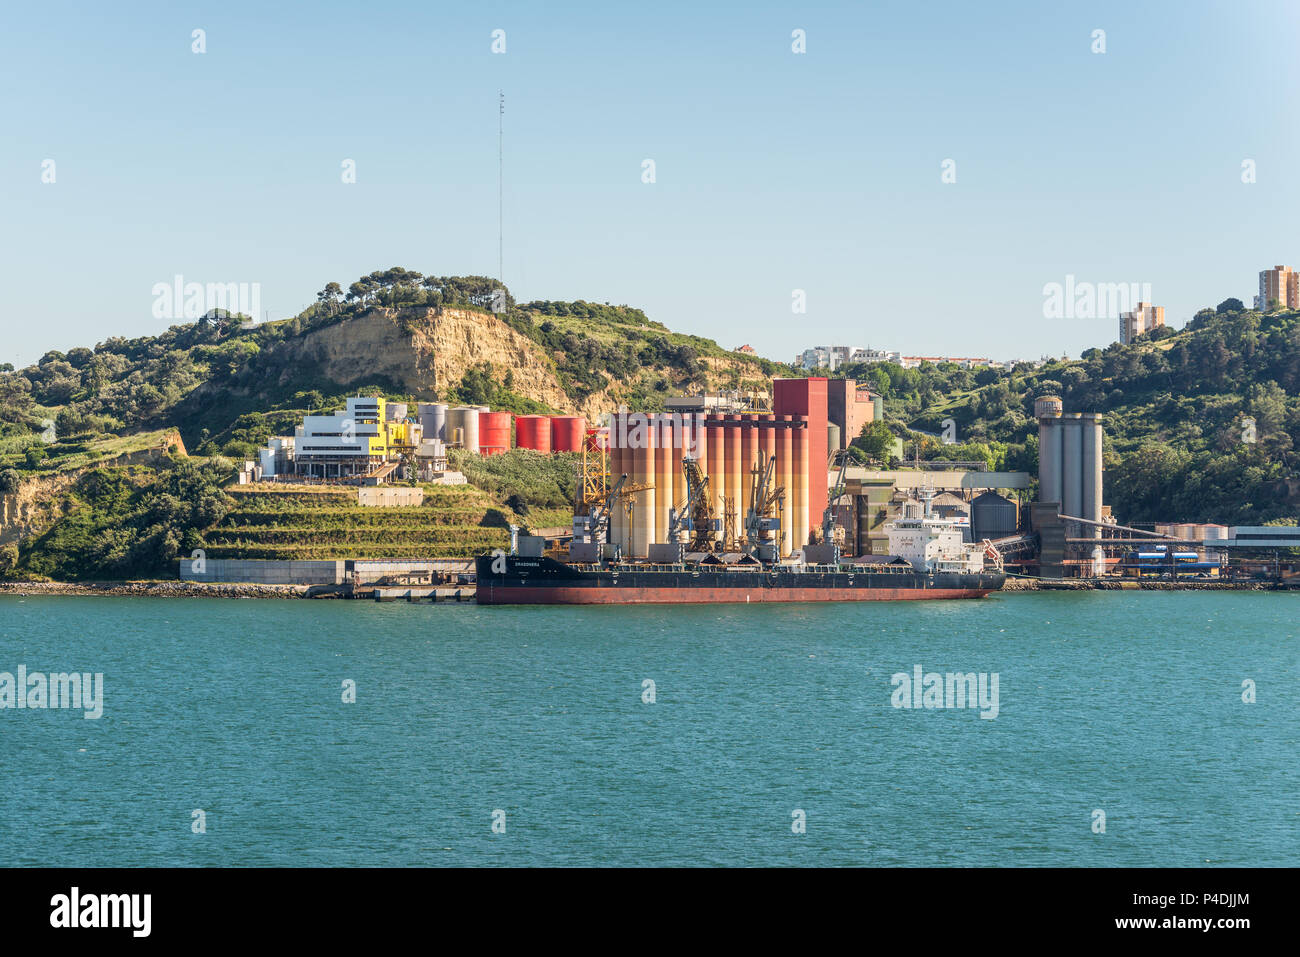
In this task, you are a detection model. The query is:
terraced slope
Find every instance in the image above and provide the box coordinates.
[204,484,510,559]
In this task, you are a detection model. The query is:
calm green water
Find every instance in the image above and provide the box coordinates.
[0,592,1295,867]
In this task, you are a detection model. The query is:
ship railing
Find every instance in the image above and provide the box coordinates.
[569,561,917,574]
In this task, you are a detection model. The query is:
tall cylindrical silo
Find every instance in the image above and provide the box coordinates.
[609,418,625,552]
[685,413,706,542]
[1061,413,1083,520]
[1036,396,1063,507]
[792,417,809,552]
[1082,412,1103,524]
[777,415,794,556]
[653,414,671,547]
[705,413,724,547]
[386,402,408,422]
[637,416,657,558]
[740,414,756,525]
[725,415,742,547]
[669,415,685,542]
[761,416,778,548]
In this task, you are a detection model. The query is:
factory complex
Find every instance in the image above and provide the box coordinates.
[251,398,589,485]
[221,375,1299,589]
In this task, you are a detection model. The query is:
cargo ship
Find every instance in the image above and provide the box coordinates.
[475,552,1004,604]
[476,478,1005,605]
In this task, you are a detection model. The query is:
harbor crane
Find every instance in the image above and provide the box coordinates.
[814,448,851,548]
[574,472,653,548]
[668,455,719,552]
[744,450,785,562]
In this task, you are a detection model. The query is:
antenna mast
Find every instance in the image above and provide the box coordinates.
[498,91,504,288]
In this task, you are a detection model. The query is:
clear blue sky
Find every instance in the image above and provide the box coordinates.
[3,0,1298,368]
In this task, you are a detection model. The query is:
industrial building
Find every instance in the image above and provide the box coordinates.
[602,377,830,559]
[255,395,590,484]
[826,379,878,451]
[837,470,1031,556]
[1033,395,1106,577]
[292,397,396,479]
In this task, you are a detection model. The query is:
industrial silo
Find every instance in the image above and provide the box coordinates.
[632,414,655,558]
[653,413,673,546]
[515,415,552,453]
[705,414,724,547]
[792,417,809,551]
[1081,413,1103,523]
[725,414,742,543]
[417,403,447,441]
[1061,413,1083,520]
[739,414,756,523]
[777,415,794,556]
[549,416,586,452]
[1035,395,1064,506]
[447,406,479,451]
[479,411,511,456]
[385,402,408,422]
[609,414,626,552]
[971,491,1018,541]
[827,423,841,454]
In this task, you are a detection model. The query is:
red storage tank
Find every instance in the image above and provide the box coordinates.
[514,415,552,453]
[550,416,586,452]
[479,411,512,456]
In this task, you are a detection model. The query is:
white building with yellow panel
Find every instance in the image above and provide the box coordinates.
[294,396,392,478]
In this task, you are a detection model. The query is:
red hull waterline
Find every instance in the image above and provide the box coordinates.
[477,585,995,604]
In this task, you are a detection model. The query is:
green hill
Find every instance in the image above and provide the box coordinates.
[3,278,1298,581]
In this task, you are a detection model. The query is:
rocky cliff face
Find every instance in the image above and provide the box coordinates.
[0,438,185,546]
[180,304,770,431]
[259,306,605,417]
[0,472,77,546]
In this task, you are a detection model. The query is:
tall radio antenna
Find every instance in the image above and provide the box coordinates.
[498,90,504,288]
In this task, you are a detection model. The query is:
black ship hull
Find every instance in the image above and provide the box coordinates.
[475,555,1005,604]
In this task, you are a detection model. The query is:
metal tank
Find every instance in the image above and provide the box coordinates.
[479,411,511,456]
[417,403,447,441]
[515,415,552,453]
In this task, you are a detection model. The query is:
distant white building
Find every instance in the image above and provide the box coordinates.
[796,347,831,369]
[258,436,295,477]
